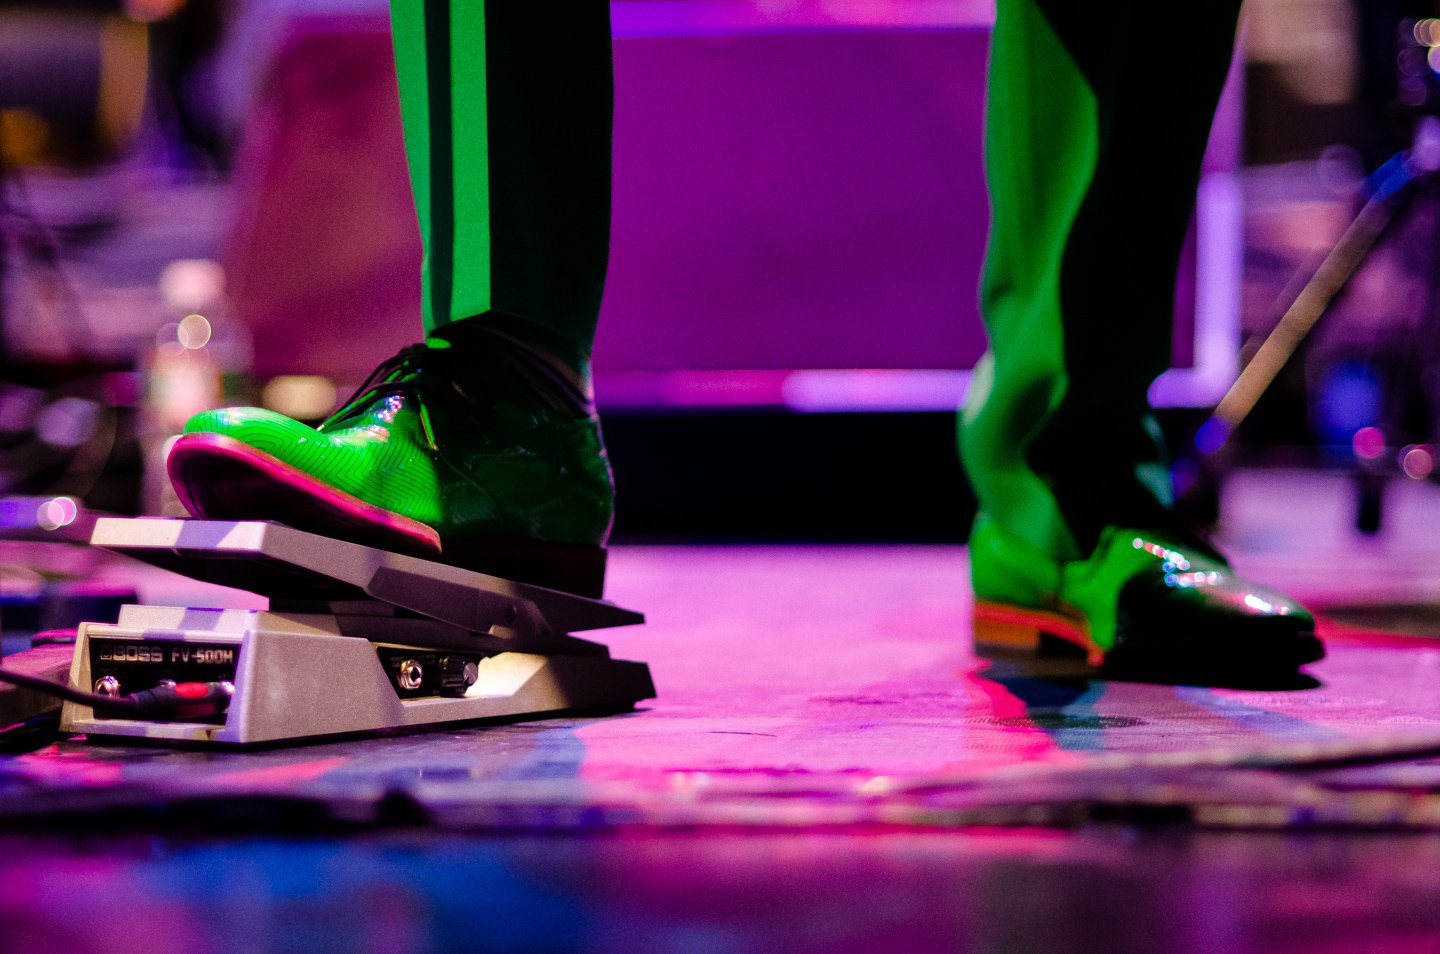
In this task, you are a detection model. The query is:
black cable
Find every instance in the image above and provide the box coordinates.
[0,665,137,711]
[0,666,235,720]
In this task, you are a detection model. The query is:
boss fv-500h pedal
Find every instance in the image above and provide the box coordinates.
[61,518,653,745]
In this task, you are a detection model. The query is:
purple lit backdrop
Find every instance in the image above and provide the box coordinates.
[600,28,989,374]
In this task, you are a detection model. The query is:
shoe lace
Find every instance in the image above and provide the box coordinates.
[320,335,592,433]
[322,344,444,429]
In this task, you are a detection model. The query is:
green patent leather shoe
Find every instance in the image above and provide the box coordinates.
[969,514,1323,676]
[168,336,615,597]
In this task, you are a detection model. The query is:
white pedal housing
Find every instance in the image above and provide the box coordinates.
[60,519,653,745]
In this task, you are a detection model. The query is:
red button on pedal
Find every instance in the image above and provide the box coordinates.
[174,682,209,699]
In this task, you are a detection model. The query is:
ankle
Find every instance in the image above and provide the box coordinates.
[427,313,596,416]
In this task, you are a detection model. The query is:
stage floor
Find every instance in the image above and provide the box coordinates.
[7,469,1440,950]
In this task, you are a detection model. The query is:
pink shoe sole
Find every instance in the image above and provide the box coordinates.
[167,432,443,558]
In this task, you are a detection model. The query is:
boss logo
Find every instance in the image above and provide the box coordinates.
[96,645,166,664]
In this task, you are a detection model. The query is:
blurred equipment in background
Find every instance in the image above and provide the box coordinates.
[1197,15,1440,535]
[0,0,231,171]
[0,2,149,170]
[1,1,149,368]
[0,0,242,522]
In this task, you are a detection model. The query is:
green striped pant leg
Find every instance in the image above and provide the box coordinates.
[388,0,613,371]
[960,0,1242,598]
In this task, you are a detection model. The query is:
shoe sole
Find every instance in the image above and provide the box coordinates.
[972,598,1326,675]
[167,433,607,598]
[973,600,1105,665]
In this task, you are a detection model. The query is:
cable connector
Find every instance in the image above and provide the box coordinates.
[124,681,234,720]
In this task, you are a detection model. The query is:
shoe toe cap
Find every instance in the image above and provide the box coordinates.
[183,407,320,455]
[1113,568,1321,671]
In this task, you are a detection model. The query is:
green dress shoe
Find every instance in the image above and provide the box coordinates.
[168,339,615,597]
[969,514,1323,676]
